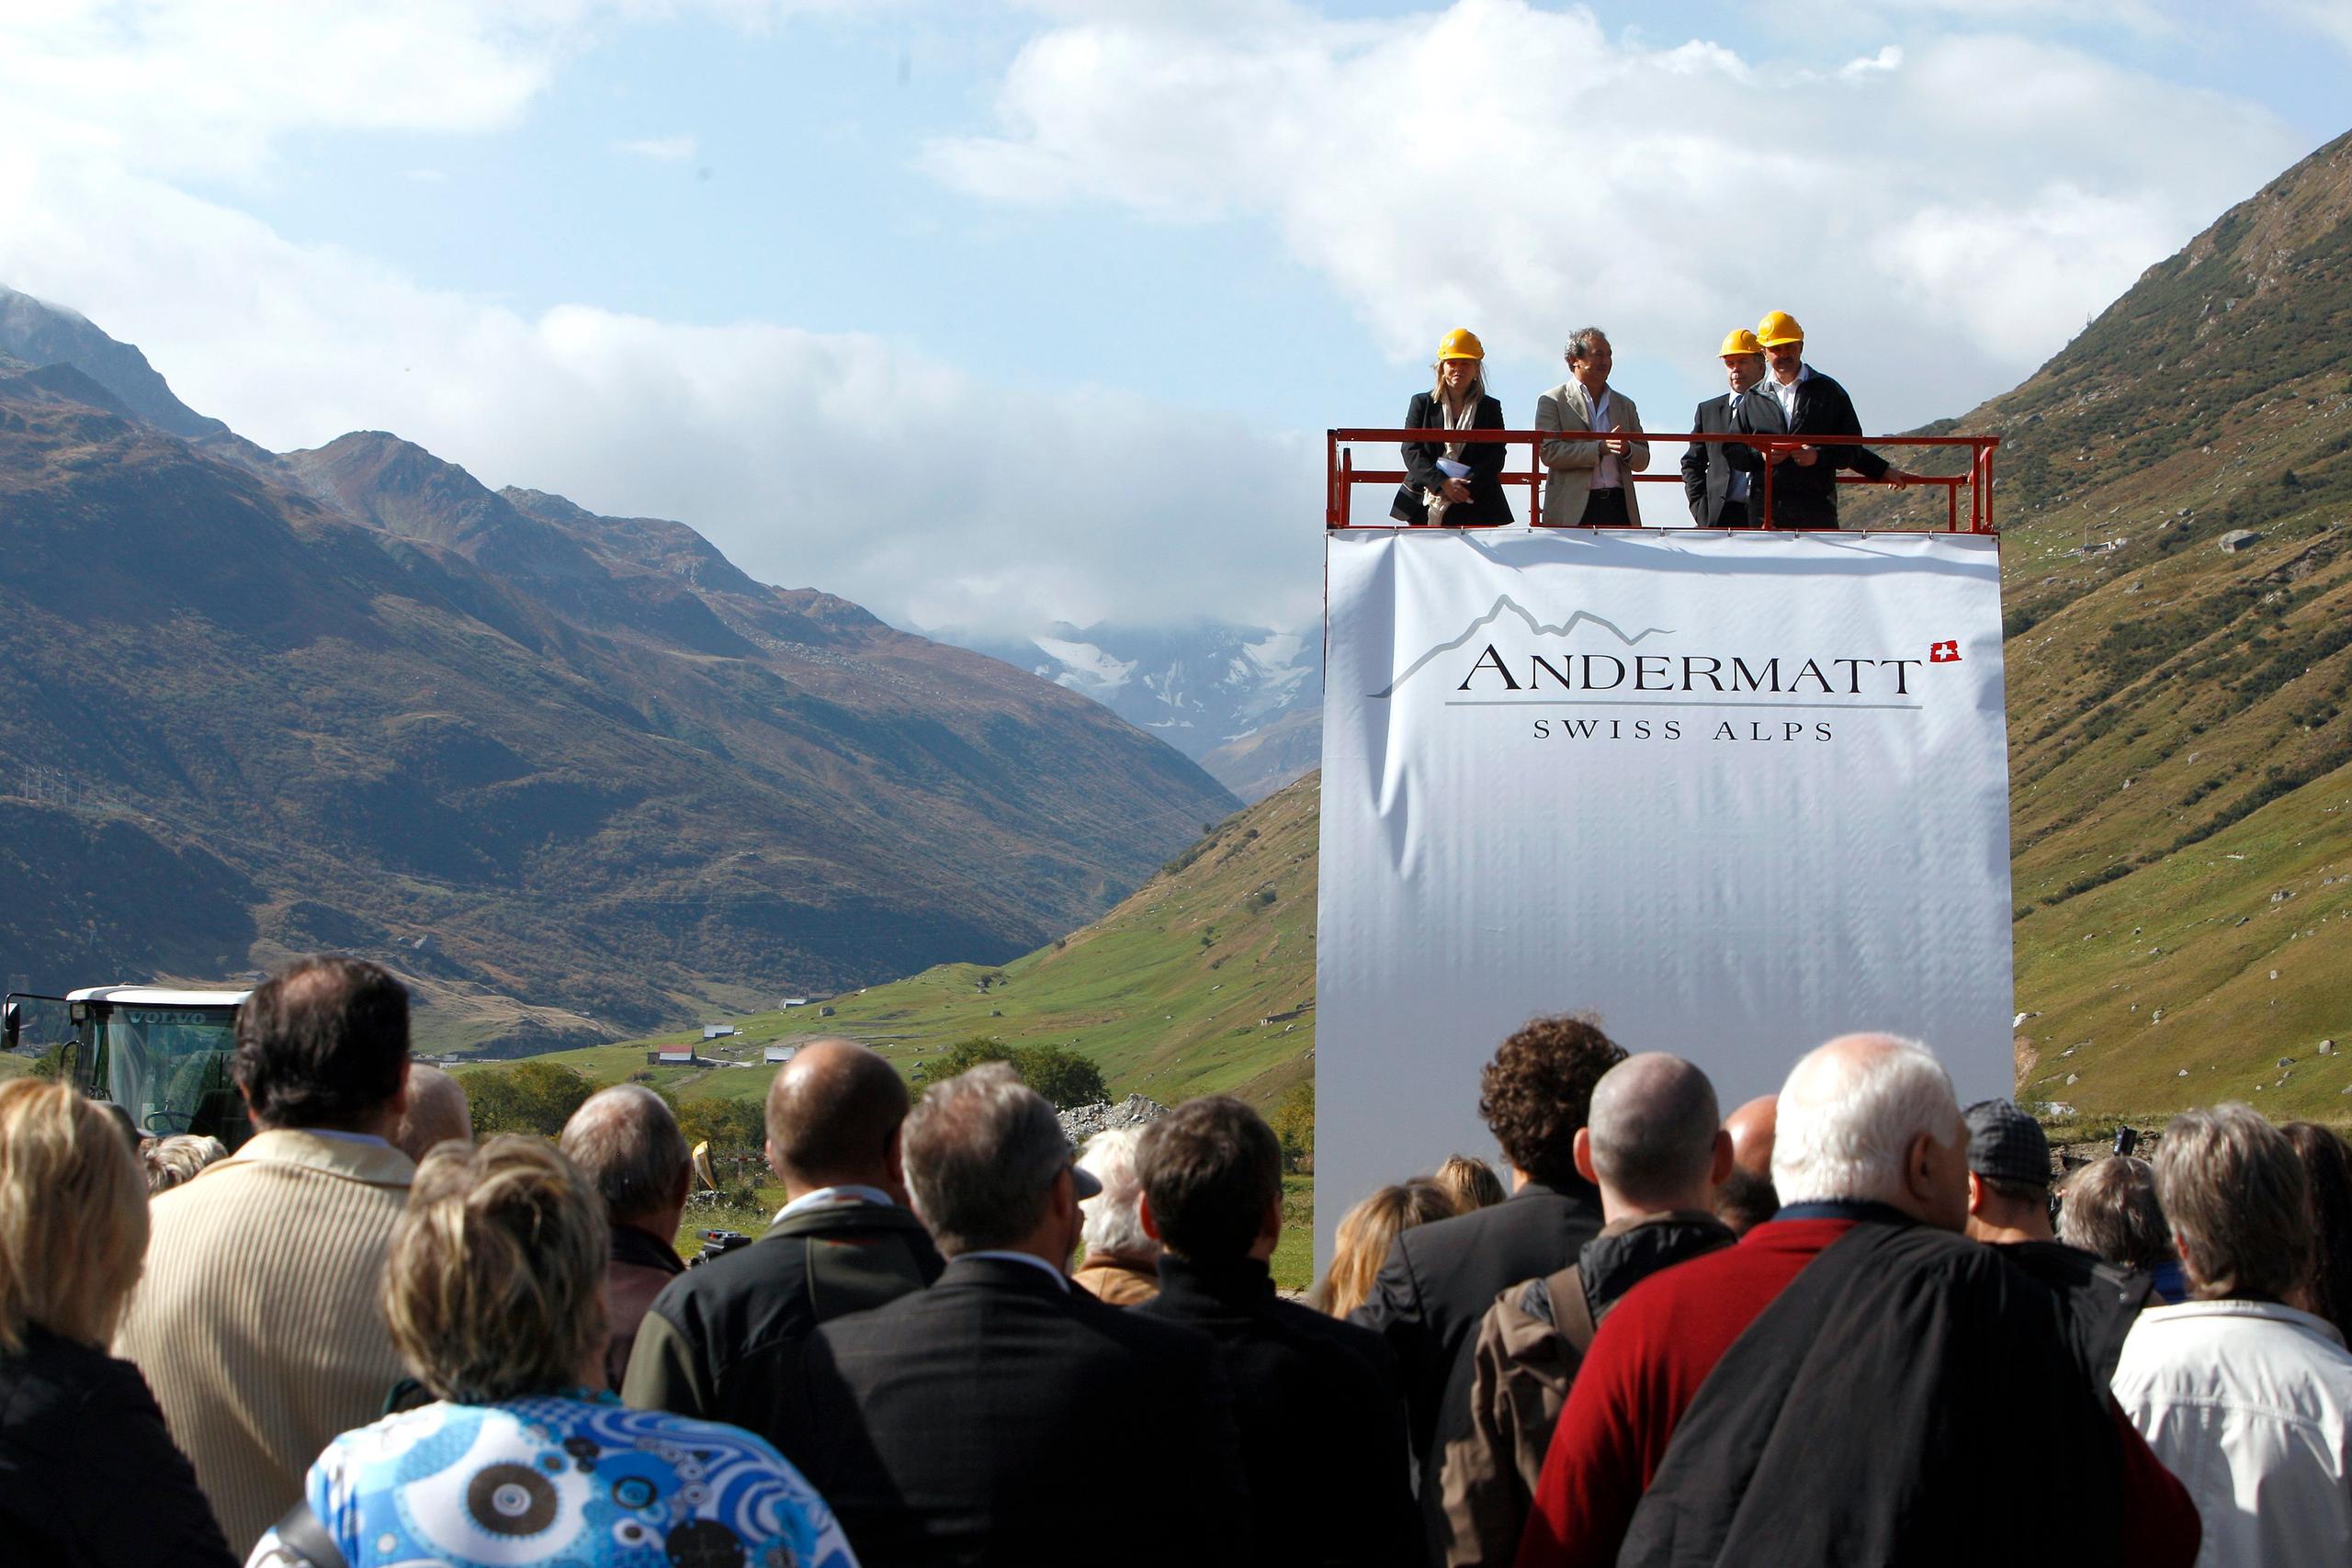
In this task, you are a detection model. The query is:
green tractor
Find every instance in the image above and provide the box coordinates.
[4,986,253,1148]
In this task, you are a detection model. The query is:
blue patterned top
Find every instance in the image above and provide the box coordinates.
[245,1392,858,1568]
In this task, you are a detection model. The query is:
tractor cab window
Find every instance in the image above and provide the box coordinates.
[91,1006,247,1145]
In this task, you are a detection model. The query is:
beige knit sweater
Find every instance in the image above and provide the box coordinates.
[113,1129,414,1558]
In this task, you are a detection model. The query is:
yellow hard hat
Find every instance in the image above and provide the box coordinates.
[1437,327,1485,362]
[1755,310,1804,348]
[1719,328,1764,358]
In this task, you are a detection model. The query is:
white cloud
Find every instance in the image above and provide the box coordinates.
[0,144,1323,638]
[612,134,699,162]
[924,2,2302,426]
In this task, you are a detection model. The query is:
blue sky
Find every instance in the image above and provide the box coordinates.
[2,1,2346,637]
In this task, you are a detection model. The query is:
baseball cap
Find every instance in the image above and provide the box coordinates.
[1963,1099,2052,1187]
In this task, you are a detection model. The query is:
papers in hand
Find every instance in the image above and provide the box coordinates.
[1435,458,1472,479]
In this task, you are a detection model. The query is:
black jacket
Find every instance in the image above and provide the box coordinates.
[1621,1219,2126,1567]
[788,1254,1250,1566]
[0,1328,234,1568]
[1141,1253,1419,1568]
[621,1198,943,1430]
[1997,1238,2156,1385]
[1353,1178,1604,1537]
[1391,391,1515,526]
[1722,367,1888,528]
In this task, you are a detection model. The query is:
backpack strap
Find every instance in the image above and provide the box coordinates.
[1553,1263,1599,1355]
[266,1498,350,1568]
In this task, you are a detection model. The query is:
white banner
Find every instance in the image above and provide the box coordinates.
[1316,528,2014,1263]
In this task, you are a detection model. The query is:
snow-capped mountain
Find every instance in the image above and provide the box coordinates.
[955,620,1323,801]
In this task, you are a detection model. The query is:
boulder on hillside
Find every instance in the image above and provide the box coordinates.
[2219,529,2261,552]
[1059,1093,1171,1144]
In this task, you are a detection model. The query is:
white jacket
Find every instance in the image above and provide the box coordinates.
[2111,1298,2352,1567]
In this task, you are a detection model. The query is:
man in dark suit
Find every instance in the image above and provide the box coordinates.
[1679,329,1783,526]
[1352,1015,1623,1555]
[1135,1095,1419,1568]
[1724,310,1915,528]
[788,1063,1248,1566]
[621,1038,943,1428]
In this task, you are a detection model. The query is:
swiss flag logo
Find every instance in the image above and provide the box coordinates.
[1929,640,1962,664]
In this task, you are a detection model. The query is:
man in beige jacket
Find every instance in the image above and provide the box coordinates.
[115,954,415,1558]
[1535,327,1651,527]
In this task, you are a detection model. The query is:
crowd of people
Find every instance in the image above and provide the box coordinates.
[5,953,2351,1566]
[1392,311,1918,532]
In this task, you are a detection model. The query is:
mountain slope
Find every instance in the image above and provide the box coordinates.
[1922,129,2352,1119]
[535,773,1320,1111]
[0,302,1238,1050]
[967,620,1322,800]
[0,287,226,440]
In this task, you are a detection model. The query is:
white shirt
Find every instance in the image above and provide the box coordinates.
[1588,384,1621,490]
[956,1248,1071,1290]
[1769,363,1809,424]
[2111,1298,2352,1567]
[773,1182,897,1223]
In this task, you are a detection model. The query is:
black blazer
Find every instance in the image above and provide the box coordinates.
[1351,1179,1603,1545]
[624,1199,944,1430]
[0,1327,234,1568]
[788,1254,1250,1566]
[1723,367,1888,528]
[1139,1254,1420,1568]
[1391,391,1515,526]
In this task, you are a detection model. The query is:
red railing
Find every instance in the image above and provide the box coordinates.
[1326,428,1999,533]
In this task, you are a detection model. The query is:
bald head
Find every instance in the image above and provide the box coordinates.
[1724,1095,1777,1177]
[393,1065,473,1163]
[1772,1033,1967,1229]
[765,1038,910,1195]
[1576,1053,1730,1217]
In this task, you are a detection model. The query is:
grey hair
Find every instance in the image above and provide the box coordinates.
[903,1063,1073,1256]
[141,1134,227,1195]
[558,1085,689,1224]
[2154,1104,2312,1302]
[1588,1054,1721,1208]
[394,1064,474,1164]
[1565,326,1610,365]
[2057,1156,2169,1272]
[1771,1035,1956,1206]
[1078,1126,1153,1260]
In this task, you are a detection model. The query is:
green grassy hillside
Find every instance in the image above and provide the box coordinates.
[1966,130,2352,1122]
[534,772,1319,1112]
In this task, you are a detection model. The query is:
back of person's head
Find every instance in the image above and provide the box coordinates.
[1479,1014,1628,1190]
[2283,1122,2352,1337]
[1076,1125,1152,1263]
[560,1085,690,1228]
[141,1133,227,1195]
[2056,1156,2168,1272]
[902,1063,1074,1256]
[1136,1096,1281,1263]
[1317,1178,1456,1319]
[232,954,410,1131]
[1433,1155,1506,1213]
[0,1080,150,1352]
[2155,1104,2312,1303]
[765,1038,909,1190]
[393,1065,473,1163]
[1582,1053,1724,1213]
[385,1135,606,1403]
[1771,1033,1962,1224]
[1716,1093,1781,1234]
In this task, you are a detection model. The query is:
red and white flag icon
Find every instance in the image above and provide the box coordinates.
[1929,640,1962,663]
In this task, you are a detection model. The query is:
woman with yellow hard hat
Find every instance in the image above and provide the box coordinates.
[1390,328,1514,527]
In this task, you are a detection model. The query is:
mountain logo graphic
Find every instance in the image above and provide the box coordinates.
[1373,595,1671,699]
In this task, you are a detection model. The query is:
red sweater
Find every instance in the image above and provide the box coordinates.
[1513,1218,2199,1568]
